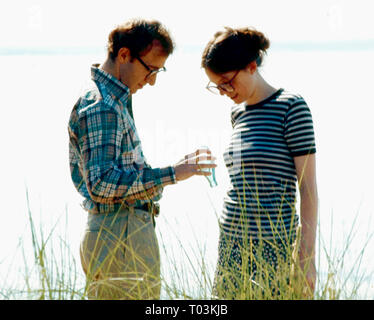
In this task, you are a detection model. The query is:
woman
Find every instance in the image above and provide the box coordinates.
[201,27,318,299]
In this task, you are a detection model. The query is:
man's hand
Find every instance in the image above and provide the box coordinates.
[173,148,217,182]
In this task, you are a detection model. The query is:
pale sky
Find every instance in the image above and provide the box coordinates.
[1,0,374,297]
[1,0,373,48]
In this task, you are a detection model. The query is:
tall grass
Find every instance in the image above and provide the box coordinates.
[158,210,374,300]
[15,190,84,299]
[0,191,373,300]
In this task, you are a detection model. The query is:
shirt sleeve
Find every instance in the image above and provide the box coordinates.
[284,97,317,157]
[77,104,176,204]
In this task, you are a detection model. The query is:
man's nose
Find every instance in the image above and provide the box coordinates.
[147,74,157,86]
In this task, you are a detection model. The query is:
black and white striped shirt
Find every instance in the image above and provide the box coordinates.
[222,89,316,241]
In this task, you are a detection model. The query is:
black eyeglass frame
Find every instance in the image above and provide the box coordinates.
[206,69,240,94]
[135,56,166,79]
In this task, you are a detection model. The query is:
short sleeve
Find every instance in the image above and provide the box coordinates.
[284,98,316,157]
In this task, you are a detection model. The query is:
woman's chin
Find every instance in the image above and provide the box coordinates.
[230,94,240,103]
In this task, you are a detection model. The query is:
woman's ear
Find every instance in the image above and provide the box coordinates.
[246,60,258,74]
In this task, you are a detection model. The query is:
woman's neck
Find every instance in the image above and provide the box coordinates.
[245,73,277,106]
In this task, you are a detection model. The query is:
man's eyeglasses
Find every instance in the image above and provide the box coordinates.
[206,70,240,95]
[135,56,166,79]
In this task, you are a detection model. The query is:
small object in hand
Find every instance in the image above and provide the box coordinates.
[198,146,218,187]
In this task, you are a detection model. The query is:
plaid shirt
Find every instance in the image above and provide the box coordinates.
[68,64,176,213]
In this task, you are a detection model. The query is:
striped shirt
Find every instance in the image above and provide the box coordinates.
[68,64,176,214]
[222,89,316,240]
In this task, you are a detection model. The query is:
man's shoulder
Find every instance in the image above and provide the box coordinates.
[73,80,119,117]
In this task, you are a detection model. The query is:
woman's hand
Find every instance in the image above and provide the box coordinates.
[299,254,317,298]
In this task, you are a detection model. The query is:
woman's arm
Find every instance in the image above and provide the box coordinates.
[294,153,318,295]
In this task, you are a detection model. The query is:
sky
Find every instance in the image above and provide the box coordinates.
[1,0,373,49]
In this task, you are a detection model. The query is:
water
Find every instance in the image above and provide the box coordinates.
[1,44,374,298]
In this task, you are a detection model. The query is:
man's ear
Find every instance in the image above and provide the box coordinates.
[117,47,131,64]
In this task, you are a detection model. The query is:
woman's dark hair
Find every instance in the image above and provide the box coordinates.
[201,27,270,74]
[107,19,175,61]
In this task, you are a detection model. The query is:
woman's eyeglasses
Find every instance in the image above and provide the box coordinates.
[206,70,240,95]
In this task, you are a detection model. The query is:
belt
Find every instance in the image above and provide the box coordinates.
[88,201,160,217]
[134,202,160,217]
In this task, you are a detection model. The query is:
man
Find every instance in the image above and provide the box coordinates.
[68,19,215,299]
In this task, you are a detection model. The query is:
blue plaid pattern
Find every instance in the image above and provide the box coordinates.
[68,64,176,213]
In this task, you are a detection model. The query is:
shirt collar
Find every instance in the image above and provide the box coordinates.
[90,63,130,101]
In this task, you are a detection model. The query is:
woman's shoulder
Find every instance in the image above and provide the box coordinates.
[277,89,307,105]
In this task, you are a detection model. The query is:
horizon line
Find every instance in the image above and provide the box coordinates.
[1,39,374,55]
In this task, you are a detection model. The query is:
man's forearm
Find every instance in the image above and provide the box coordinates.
[86,165,176,204]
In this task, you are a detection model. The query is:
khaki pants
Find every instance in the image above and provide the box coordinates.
[80,207,160,300]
